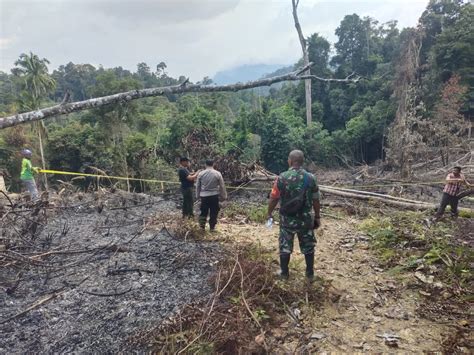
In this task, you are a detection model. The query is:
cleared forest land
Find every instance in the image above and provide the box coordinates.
[1,184,471,353]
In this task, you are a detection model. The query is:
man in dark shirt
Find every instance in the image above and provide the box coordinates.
[178,157,199,218]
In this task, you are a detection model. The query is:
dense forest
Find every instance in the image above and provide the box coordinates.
[0,0,472,191]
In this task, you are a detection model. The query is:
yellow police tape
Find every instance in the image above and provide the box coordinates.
[38,168,447,191]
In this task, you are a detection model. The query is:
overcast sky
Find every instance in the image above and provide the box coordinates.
[0,0,428,81]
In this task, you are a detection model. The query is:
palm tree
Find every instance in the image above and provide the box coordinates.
[13,52,56,189]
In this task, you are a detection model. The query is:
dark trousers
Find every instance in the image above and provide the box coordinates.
[181,187,194,217]
[436,192,459,217]
[199,195,220,229]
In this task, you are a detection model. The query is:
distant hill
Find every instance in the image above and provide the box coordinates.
[213,63,291,85]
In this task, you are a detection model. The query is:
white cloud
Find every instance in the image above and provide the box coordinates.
[0,0,428,80]
[0,36,16,49]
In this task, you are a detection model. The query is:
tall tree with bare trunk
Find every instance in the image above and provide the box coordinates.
[291,0,312,126]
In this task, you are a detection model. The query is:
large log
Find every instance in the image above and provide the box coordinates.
[319,186,435,210]
[246,174,471,212]
[320,186,474,214]
[0,64,359,130]
[321,185,432,205]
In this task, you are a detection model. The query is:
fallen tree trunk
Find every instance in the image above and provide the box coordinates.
[242,175,472,212]
[322,185,432,205]
[0,64,359,129]
[246,174,434,206]
[320,186,473,213]
[319,186,435,210]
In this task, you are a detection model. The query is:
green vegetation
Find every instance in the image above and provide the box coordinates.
[0,1,472,191]
[359,211,472,287]
[223,203,272,224]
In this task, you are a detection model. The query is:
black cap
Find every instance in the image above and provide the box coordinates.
[180,157,190,162]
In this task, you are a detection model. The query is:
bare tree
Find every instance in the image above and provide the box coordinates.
[292,0,312,126]
[421,74,469,166]
[386,29,425,178]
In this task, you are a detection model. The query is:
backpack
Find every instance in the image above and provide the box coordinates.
[280,172,310,216]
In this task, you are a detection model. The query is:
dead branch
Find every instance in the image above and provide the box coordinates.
[0,190,14,208]
[83,286,133,297]
[106,268,153,276]
[299,73,361,83]
[319,186,437,210]
[236,257,262,329]
[0,63,321,129]
[0,286,70,324]
[322,185,432,205]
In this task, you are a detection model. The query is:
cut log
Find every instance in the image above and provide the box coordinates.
[224,173,473,212]
[319,186,435,210]
[321,185,432,205]
[320,186,473,213]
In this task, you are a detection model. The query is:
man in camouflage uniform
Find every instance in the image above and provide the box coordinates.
[267,150,321,280]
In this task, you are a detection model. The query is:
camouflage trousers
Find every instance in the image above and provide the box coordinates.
[279,225,316,255]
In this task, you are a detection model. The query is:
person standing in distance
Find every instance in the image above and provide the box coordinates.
[434,166,471,221]
[196,159,227,231]
[20,149,40,201]
[267,150,321,281]
[178,157,200,218]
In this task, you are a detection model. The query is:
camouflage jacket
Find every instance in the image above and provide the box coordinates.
[270,167,320,229]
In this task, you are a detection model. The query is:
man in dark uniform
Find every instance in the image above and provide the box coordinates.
[267,150,321,281]
[178,157,199,218]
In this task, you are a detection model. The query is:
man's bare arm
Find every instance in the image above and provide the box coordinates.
[195,175,201,199]
[313,199,321,218]
[446,175,464,183]
[187,169,202,181]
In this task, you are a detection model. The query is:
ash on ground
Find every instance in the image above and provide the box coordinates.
[0,191,220,353]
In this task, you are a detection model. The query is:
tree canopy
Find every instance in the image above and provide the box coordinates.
[0,0,472,191]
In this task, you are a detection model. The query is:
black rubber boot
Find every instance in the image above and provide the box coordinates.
[305,253,315,281]
[279,254,290,280]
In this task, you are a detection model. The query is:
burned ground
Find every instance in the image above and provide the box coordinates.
[0,192,220,353]
[0,179,472,353]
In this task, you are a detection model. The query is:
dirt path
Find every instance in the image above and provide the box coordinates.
[219,217,451,352]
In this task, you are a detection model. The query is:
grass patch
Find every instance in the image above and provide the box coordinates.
[359,211,473,288]
[458,209,474,218]
[223,202,275,224]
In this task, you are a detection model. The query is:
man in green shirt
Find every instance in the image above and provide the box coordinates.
[20,149,39,201]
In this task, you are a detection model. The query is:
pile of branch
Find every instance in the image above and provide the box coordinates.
[130,247,325,353]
